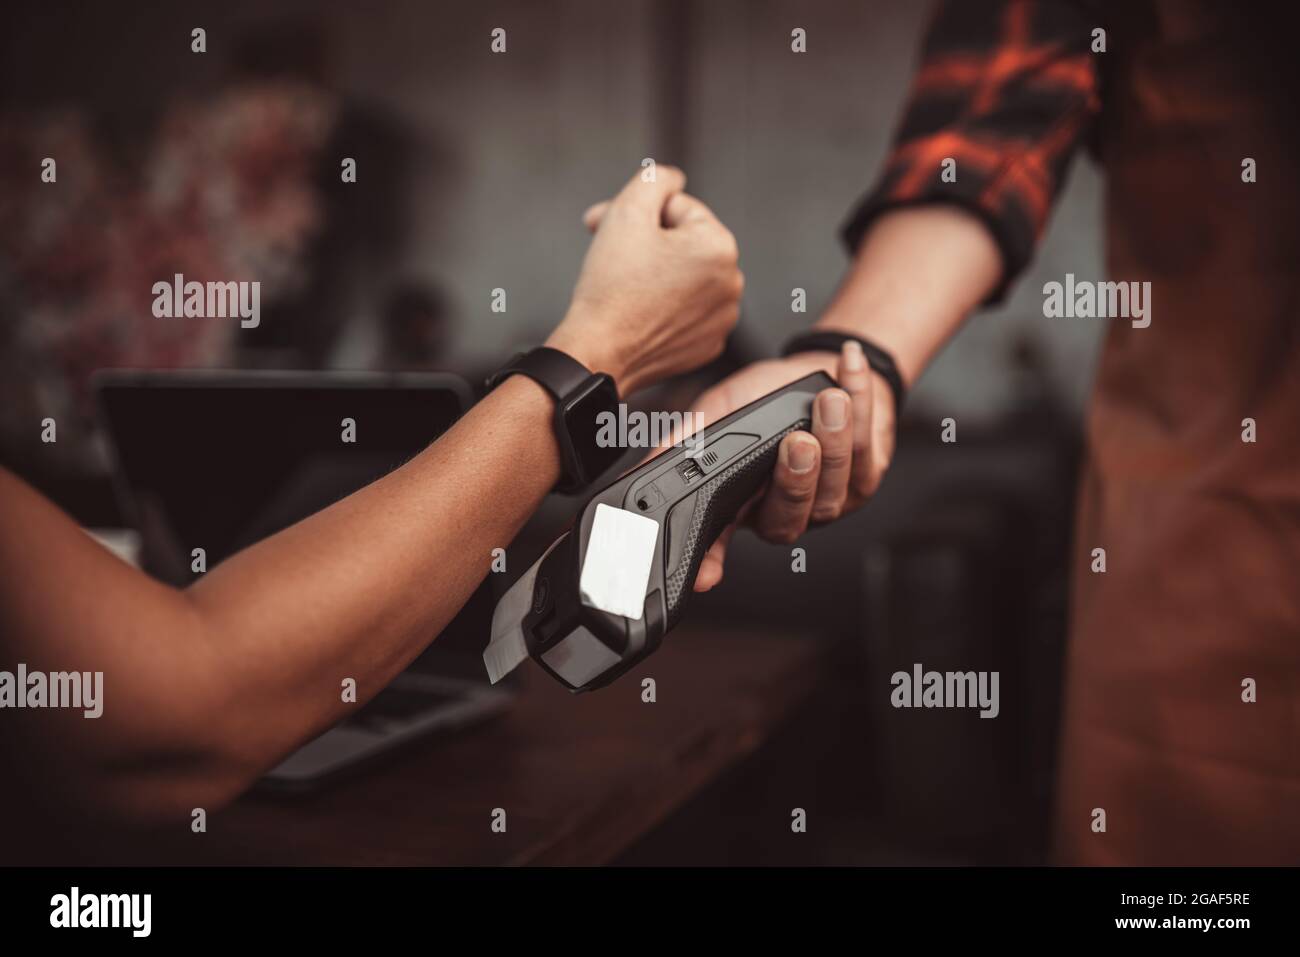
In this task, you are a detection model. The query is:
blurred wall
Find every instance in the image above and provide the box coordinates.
[3,0,1105,416]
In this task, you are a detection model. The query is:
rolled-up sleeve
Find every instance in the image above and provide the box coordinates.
[843,0,1101,303]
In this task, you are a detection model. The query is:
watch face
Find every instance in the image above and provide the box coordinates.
[561,374,621,483]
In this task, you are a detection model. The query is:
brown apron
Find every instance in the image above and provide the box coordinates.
[1053,1,1300,864]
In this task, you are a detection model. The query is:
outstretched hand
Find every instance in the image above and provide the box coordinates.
[687,341,896,592]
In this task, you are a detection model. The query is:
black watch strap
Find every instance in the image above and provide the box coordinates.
[485,346,593,399]
[780,330,907,414]
[486,346,620,494]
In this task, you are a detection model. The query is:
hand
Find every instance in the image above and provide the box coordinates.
[546,166,743,395]
[688,341,896,591]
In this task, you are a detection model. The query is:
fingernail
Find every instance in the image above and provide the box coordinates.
[844,341,865,372]
[788,438,817,473]
[820,391,848,430]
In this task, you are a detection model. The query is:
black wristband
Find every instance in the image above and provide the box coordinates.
[485,346,622,494]
[780,330,906,415]
[485,346,592,399]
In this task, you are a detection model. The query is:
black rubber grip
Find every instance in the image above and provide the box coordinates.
[662,422,806,627]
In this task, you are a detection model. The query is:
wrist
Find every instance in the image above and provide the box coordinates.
[812,316,920,390]
[488,342,623,493]
[781,330,906,418]
[784,345,894,399]
[545,310,630,396]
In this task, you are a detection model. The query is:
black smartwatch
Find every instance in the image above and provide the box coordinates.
[486,346,622,494]
[780,330,907,415]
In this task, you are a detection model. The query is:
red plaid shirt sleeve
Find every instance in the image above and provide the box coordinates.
[843,0,1102,303]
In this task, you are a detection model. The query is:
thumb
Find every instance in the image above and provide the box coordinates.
[581,200,611,233]
[611,164,687,220]
[661,191,718,228]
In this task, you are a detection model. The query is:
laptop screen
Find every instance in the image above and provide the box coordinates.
[95,370,493,679]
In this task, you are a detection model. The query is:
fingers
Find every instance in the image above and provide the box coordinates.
[612,164,687,219]
[867,374,896,493]
[809,387,853,522]
[836,341,878,500]
[582,200,610,232]
[693,523,737,592]
[753,431,820,543]
[585,189,718,232]
[661,191,718,228]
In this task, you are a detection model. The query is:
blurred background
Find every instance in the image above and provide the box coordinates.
[1,0,1105,864]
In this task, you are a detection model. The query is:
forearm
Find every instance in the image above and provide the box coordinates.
[815,206,1003,386]
[185,374,563,761]
[0,373,565,815]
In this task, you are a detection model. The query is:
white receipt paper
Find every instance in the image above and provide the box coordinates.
[578,503,661,620]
